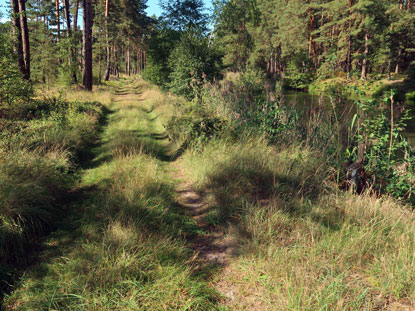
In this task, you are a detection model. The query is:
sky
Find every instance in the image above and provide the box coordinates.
[0,0,213,23]
[0,2,8,22]
[146,0,164,17]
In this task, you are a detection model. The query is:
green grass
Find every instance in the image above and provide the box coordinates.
[178,131,415,310]
[3,75,415,310]
[0,92,105,274]
[2,77,219,311]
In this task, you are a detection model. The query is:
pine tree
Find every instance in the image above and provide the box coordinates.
[160,0,208,31]
[83,0,93,90]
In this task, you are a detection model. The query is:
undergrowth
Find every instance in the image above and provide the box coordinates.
[166,73,415,309]
[0,88,106,300]
[2,77,220,311]
[4,75,415,310]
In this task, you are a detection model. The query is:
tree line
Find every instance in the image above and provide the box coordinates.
[7,0,150,90]
[5,0,415,94]
[213,0,415,88]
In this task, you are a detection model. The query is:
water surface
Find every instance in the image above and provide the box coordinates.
[284,90,415,146]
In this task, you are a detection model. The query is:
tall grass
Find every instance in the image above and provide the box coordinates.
[5,153,218,310]
[178,130,415,309]
[2,77,220,310]
[0,88,105,301]
[5,75,415,310]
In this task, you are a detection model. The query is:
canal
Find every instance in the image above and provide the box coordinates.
[284,90,415,145]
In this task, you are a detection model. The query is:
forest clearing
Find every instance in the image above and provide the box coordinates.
[2,0,415,310]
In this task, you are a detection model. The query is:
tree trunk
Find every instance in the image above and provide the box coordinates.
[103,0,111,81]
[361,30,369,80]
[55,0,60,40]
[64,0,71,36]
[82,0,93,91]
[17,0,30,81]
[72,0,80,83]
[64,0,77,83]
[73,0,79,32]
[135,50,138,74]
[98,41,102,84]
[115,46,119,77]
[112,43,116,74]
[11,0,25,79]
[395,49,402,74]
[346,35,351,80]
[388,60,391,80]
[346,0,353,80]
[308,3,317,66]
[126,41,130,76]
[139,48,143,73]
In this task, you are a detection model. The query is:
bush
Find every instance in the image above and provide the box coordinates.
[0,31,33,106]
[168,29,221,100]
[143,27,181,88]
[283,53,315,90]
[350,92,415,203]
[212,70,266,118]
[143,61,170,88]
[406,91,415,101]
[167,115,227,149]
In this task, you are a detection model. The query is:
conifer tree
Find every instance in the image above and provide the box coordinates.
[83,0,93,90]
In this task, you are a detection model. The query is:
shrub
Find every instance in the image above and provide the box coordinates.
[406,91,415,101]
[167,115,227,150]
[168,29,222,100]
[0,31,33,106]
[350,92,415,203]
[143,61,170,88]
[283,53,315,90]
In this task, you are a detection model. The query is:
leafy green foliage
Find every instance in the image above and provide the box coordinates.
[143,26,180,87]
[168,30,222,100]
[0,28,33,106]
[406,91,415,101]
[213,0,258,71]
[349,92,415,203]
[167,115,227,150]
[160,0,208,31]
[144,0,222,97]
[283,53,315,90]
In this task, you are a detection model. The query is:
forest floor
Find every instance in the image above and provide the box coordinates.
[4,76,415,311]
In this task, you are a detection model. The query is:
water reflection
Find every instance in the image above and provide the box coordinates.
[284,90,415,146]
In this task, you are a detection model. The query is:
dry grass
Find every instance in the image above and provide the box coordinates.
[2,76,219,311]
[5,76,415,311]
[180,133,415,310]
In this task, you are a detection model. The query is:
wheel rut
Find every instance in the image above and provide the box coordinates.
[169,162,236,268]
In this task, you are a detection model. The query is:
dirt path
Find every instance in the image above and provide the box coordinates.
[169,161,243,307]
[112,77,236,268]
[169,161,237,265]
[3,77,238,310]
